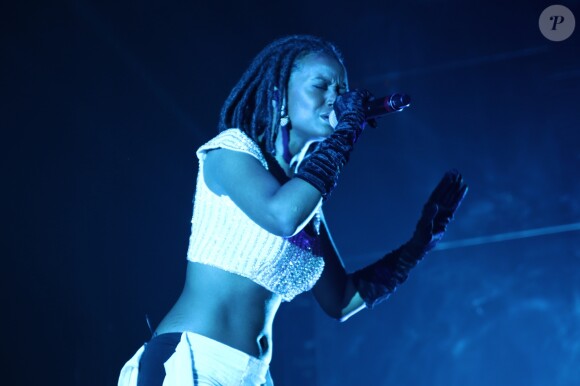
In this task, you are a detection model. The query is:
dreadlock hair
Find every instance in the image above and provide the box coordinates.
[218,35,345,156]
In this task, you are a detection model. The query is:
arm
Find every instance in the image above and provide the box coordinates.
[312,212,366,322]
[204,148,322,237]
[352,170,468,309]
[313,170,468,319]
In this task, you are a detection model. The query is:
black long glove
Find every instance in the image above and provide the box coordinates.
[295,89,372,199]
[352,170,469,308]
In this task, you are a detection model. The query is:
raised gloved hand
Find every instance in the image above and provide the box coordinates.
[406,169,468,256]
[294,89,373,199]
[352,170,468,308]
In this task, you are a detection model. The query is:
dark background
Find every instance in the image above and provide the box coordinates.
[3,1,580,385]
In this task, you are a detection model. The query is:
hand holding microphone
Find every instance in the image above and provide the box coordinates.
[329,92,411,129]
[330,89,373,141]
[294,89,370,198]
[294,89,411,199]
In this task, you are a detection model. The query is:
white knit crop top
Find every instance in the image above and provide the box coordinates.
[186,129,325,301]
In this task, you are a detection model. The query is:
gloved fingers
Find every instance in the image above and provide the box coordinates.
[440,178,468,210]
[432,210,452,234]
[409,171,468,254]
[433,170,468,208]
[435,186,467,220]
[428,170,458,203]
[430,171,468,230]
[439,181,462,207]
[333,88,374,123]
[416,202,438,237]
[351,88,374,102]
[449,183,468,209]
[439,182,460,205]
[421,202,438,222]
[334,89,371,107]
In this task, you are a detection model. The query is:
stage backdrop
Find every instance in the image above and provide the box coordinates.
[3,1,579,385]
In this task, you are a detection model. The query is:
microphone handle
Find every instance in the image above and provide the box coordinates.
[328,93,411,129]
[366,93,411,118]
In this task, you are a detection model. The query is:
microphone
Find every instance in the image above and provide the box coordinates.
[328,93,411,128]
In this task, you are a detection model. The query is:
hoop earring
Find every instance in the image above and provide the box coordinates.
[279,90,289,127]
[272,86,290,127]
[280,118,293,164]
[280,115,289,127]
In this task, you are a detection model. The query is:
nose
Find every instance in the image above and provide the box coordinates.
[326,89,338,107]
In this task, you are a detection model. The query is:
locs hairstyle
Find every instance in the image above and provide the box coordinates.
[218,35,345,155]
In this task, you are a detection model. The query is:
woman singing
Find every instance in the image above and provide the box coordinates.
[118,34,468,386]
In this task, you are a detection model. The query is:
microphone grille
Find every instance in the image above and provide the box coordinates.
[329,110,338,129]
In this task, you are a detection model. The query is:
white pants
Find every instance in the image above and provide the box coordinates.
[118,332,271,386]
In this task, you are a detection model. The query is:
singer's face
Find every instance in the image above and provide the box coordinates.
[286,52,347,143]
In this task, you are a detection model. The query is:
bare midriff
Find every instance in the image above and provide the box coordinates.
[155,261,282,363]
